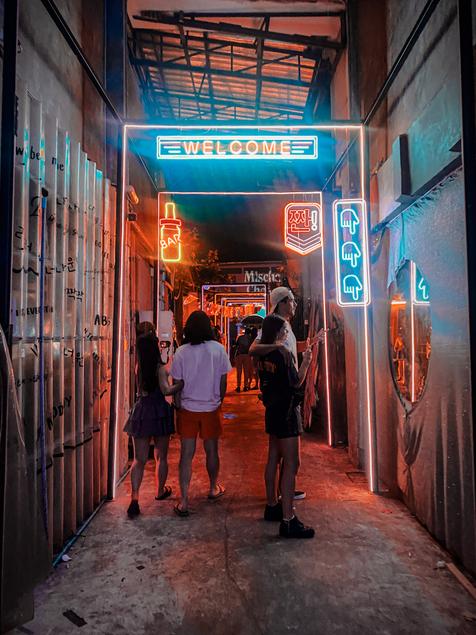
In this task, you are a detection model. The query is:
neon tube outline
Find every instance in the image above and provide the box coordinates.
[284,196,323,256]
[162,190,332,446]
[332,199,370,307]
[160,201,182,263]
[360,124,377,493]
[157,134,318,160]
[117,123,370,495]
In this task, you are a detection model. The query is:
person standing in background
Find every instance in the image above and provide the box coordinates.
[171,311,232,516]
[250,287,324,501]
[125,325,183,518]
[257,314,314,538]
[234,327,252,392]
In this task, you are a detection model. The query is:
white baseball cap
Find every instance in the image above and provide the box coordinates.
[269,287,294,313]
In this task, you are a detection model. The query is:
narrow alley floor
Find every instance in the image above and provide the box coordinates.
[15,377,476,635]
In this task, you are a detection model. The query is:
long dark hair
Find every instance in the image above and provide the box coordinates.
[136,332,163,393]
[260,314,286,345]
[183,310,215,345]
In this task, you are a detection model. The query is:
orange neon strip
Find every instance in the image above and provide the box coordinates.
[320,208,332,446]
[360,125,377,493]
[120,125,370,492]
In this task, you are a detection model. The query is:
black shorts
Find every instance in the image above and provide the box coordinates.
[265,404,303,439]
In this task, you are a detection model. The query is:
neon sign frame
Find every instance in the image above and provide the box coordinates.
[116,124,376,495]
[284,196,323,255]
[333,199,371,307]
[157,135,318,160]
[159,201,182,263]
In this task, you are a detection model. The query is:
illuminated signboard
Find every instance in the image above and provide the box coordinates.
[284,202,322,255]
[160,202,182,262]
[157,135,318,160]
[411,262,430,305]
[333,199,370,306]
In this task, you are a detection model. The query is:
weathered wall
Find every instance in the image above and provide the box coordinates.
[378,0,460,219]
[362,1,476,575]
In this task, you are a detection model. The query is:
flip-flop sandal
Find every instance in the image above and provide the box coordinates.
[173,504,189,517]
[208,484,226,500]
[155,485,172,501]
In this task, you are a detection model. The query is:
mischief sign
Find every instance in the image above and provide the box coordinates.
[157,135,318,160]
[333,199,370,307]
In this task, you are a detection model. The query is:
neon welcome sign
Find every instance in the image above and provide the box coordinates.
[333,199,370,307]
[157,135,318,160]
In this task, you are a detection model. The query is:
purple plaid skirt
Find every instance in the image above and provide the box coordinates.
[123,389,174,438]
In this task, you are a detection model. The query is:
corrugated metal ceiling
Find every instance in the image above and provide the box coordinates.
[128,1,347,121]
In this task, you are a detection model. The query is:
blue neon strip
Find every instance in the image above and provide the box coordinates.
[156,135,318,160]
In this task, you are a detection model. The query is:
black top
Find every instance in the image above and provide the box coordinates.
[136,333,162,394]
[235,334,251,355]
[258,350,299,414]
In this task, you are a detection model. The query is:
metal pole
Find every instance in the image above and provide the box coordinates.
[457,0,476,499]
[364,127,379,492]
[107,127,125,500]
[0,0,19,627]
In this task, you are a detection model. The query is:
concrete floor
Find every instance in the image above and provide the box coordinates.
[14,378,476,634]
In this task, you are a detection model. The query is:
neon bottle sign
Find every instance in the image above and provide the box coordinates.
[160,202,182,263]
[157,135,318,160]
[284,201,322,255]
[333,199,370,306]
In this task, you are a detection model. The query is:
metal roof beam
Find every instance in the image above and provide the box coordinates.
[131,57,314,87]
[133,28,324,61]
[149,89,304,116]
[177,23,203,118]
[203,33,217,118]
[133,14,344,50]
[146,11,345,18]
[255,17,269,118]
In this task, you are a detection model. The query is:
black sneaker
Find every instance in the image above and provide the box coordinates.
[293,490,306,500]
[264,501,283,521]
[235,387,241,393]
[127,500,140,517]
[279,515,315,539]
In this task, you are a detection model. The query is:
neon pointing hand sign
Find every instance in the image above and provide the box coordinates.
[340,207,360,235]
[342,241,362,268]
[333,200,370,306]
[343,274,363,301]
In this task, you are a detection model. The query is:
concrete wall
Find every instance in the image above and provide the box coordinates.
[378,0,460,219]
[360,1,476,574]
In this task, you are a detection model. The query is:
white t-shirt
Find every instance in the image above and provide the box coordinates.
[171,340,232,412]
[257,319,298,368]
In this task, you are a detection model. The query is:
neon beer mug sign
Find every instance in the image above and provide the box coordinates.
[157,135,318,160]
[284,202,322,255]
[160,202,182,262]
[333,199,370,306]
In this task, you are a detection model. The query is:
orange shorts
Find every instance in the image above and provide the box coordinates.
[176,407,223,440]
